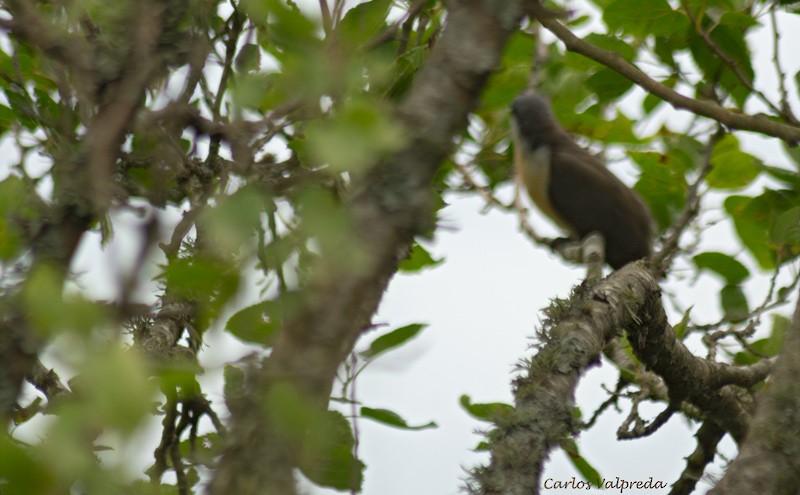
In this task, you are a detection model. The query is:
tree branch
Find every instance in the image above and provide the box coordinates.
[208,1,527,493]
[469,263,659,494]
[623,268,754,442]
[469,259,776,494]
[709,289,800,495]
[85,0,166,211]
[1,1,93,81]
[528,6,800,144]
[680,0,797,125]
[670,420,726,495]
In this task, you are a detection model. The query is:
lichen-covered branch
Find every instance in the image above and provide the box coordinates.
[469,259,780,494]
[624,275,758,442]
[468,263,657,494]
[709,290,800,495]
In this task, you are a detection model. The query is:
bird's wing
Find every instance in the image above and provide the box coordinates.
[548,147,652,268]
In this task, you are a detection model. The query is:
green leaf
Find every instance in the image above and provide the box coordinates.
[472,440,491,452]
[583,34,637,62]
[336,0,392,48]
[557,104,642,144]
[223,365,246,404]
[796,69,800,95]
[763,164,800,188]
[604,0,689,37]
[725,191,799,269]
[235,43,261,73]
[720,284,749,322]
[560,439,602,486]
[459,394,514,422]
[673,306,693,339]
[0,176,28,260]
[0,435,54,495]
[179,433,221,466]
[733,349,758,365]
[225,300,281,345]
[642,91,664,114]
[298,409,364,491]
[399,242,443,273]
[771,207,800,262]
[782,138,800,171]
[630,151,688,229]
[734,314,790,364]
[586,67,634,101]
[385,46,429,100]
[4,85,38,130]
[296,186,368,271]
[766,314,790,355]
[692,252,750,284]
[160,257,240,305]
[74,347,156,433]
[0,104,16,135]
[707,135,761,189]
[688,23,754,107]
[305,97,406,173]
[159,257,240,332]
[361,407,437,430]
[483,31,537,109]
[653,36,679,68]
[22,265,110,336]
[202,185,269,257]
[256,0,320,55]
[719,11,760,29]
[361,323,427,359]
[233,72,279,111]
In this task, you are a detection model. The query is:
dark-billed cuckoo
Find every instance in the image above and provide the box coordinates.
[510,92,654,269]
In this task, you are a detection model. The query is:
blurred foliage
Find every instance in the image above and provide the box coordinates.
[0,0,799,493]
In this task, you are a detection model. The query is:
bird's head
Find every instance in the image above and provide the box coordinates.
[510,92,559,151]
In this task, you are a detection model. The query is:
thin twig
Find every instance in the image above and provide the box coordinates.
[208,8,244,159]
[319,0,333,36]
[769,2,796,132]
[618,399,676,440]
[349,353,360,495]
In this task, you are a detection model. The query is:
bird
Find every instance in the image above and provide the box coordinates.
[510,91,654,269]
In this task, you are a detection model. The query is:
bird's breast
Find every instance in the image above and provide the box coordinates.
[514,144,574,234]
